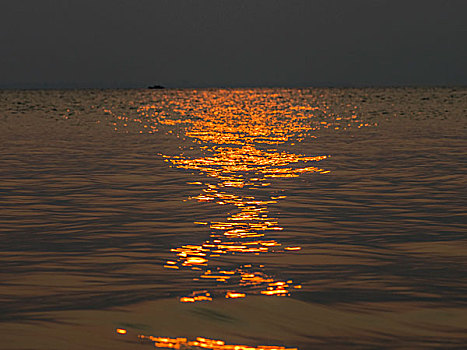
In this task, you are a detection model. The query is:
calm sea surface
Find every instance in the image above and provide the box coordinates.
[0,88,466,349]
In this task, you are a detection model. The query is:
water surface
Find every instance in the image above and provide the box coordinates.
[0,88,466,349]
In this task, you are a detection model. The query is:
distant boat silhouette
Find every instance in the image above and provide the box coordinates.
[148,84,165,89]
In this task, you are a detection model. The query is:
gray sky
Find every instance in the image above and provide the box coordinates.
[1,0,466,88]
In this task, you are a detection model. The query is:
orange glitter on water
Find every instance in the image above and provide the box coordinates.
[138,334,298,350]
[122,90,356,302]
[225,291,246,298]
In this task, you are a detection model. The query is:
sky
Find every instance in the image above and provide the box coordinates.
[1,0,466,88]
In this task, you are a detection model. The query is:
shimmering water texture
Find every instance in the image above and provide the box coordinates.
[151,91,335,301]
[0,88,466,349]
[137,333,297,350]
[116,327,289,349]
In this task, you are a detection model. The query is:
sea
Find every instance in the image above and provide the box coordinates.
[0,88,466,349]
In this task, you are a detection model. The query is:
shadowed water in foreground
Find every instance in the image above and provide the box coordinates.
[0,88,466,349]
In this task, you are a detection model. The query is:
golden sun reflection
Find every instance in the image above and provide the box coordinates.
[105,90,375,349]
[102,90,373,302]
[137,333,297,350]
[152,91,330,301]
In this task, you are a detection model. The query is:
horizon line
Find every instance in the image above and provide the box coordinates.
[1,83,466,91]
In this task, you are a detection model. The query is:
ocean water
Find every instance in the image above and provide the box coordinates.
[0,88,466,349]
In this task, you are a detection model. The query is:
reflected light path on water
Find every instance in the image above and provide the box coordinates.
[151,90,331,301]
[104,89,374,301]
[104,89,373,348]
[137,334,297,350]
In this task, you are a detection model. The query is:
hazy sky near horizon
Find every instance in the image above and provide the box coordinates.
[1,0,466,88]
